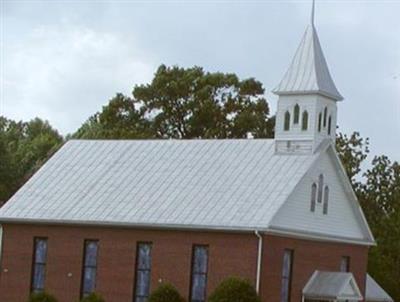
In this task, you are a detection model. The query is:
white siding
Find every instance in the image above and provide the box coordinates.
[270,150,367,240]
[275,140,313,154]
[275,94,337,154]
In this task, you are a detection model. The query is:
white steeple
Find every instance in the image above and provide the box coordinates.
[273,0,342,154]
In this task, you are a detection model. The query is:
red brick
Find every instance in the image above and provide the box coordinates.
[0,224,368,302]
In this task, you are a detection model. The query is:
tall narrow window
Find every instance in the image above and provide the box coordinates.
[281,249,294,302]
[81,240,99,298]
[134,243,152,302]
[301,111,308,131]
[318,113,322,132]
[323,186,329,214]
[328,116,332,135]
[190,245,209,302]
[323,107,328,127]
[293,104,300,124]
[317,174,324,203]
[340,256,350,272]
[31,238,48,293]
[310,183,317,212]
[284,111,290,131]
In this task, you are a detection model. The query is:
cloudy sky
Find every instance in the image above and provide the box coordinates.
[1,0,399,161]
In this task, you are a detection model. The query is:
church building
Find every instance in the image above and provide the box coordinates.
[0,3,393,302]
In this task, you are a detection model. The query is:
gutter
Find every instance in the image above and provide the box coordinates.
[255,230,263,294]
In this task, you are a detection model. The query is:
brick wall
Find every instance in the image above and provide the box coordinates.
[260,234,369,302]
[0,224,368,302]
[0,224,258,302]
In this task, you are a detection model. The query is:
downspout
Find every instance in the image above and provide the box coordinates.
[255,230,263,294]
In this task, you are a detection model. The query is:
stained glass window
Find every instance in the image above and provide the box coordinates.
[31,238,48,293]
[323,107,328,127]
[294,104,300,124]
[317,174,324,203]
[134,243,152,302]
[323,186,329,215]
[310,183,317,212]
[284,111,291,131]
[318,113,322,132]
[302,111,309,131]
[281,249,293,302]
[81,240,99,298]
[190,246,208,302]
[328,116,332,135]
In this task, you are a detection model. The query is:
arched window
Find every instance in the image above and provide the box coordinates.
[310,183,317,212]
[294,104,300,124]
[323,186,329,214]
[328,116,332,135]
[323,107,328,128]
[317,174,324,203]
[318,113,322,132]
[284,111,290,131]
[302,111,308,131]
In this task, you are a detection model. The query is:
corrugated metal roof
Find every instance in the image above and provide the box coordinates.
[0,139,317,230]
[366,274,394,302]
[303,271,363,300]
[273,24,343,101]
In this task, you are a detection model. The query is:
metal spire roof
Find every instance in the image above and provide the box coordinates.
[273,2,343,101]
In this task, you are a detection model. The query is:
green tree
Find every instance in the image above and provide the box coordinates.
[28,292,58,302]
[358,156,400,302]
[208,277,260,302]
[75,65,274,139]
[74,93,152,139]
[80,293,105,302]
[0,116,63,205]
[335,131,369,185]
[0,134,13,204]
[148,283,185,302]
[335,131,398,301]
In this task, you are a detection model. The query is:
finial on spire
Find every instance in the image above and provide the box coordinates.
[311,0,315,26]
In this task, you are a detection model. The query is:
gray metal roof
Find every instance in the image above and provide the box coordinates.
[303,271,363,301]
[273,24,343,101]
[0,139,317,230]
[366,274,394,302]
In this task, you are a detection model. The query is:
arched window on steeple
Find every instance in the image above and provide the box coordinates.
[318,113,322,132]
[323,107,328,128]
[294,104,300,124]
[317,174,324,203]
[284,111,290,131]
[302,111,308,131]
[310,183,317,212]
[328,116,332,135]
[323,186,329,214]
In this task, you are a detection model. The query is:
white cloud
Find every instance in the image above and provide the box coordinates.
[1,1,399,161]
[2,22,155,134]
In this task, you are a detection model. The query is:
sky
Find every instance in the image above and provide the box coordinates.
[1,0,399,161]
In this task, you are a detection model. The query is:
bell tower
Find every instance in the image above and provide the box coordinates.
[273,0,343,154]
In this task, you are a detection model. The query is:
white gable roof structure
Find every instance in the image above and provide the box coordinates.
[273,23,343,101]
[365,274,394,302]
[0,140,312,230]
[0,139,374,245]
[269,144,374,244]
[303,271,363,301]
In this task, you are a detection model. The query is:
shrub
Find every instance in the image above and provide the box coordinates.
[208,277,260,302]
[80,293,105,302]
[29,292,58,302]
[148,283,185,302]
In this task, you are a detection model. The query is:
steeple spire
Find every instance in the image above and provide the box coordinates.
[272,1,343,101]
[273,0,343,154]
[311,0,315,26]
